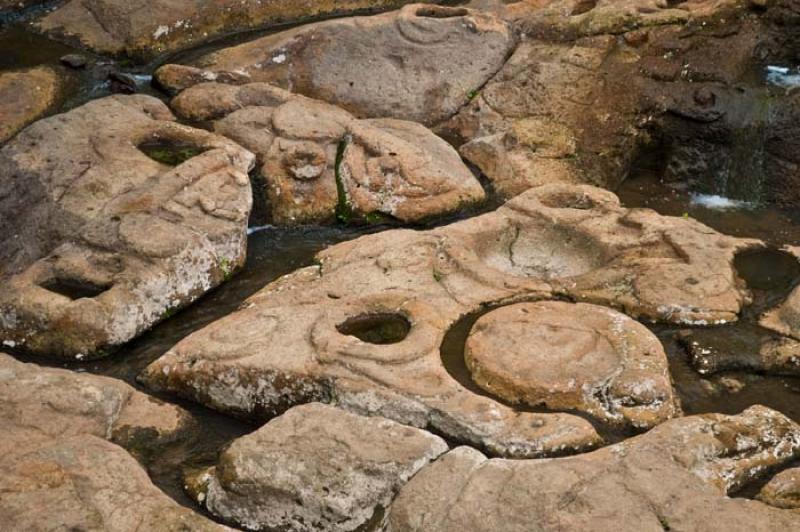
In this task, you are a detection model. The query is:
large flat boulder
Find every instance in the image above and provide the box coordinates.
[142,184,756,458]
[0,66,62,145]
[187,402,447,532]
[0,94,255,359]
[32,0,435,59]
[0,428,229,531]
[385,406,800,532]
[465,301,677,429]
[155,4,514,125]
[0,352,191,447]
[0,353,226,530]
[170,82,486,224]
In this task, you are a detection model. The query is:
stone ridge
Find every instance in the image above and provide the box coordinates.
[142,183,757,458]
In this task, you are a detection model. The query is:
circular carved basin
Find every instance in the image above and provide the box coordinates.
[479,223,609,280]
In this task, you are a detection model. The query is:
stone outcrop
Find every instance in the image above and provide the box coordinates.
[441,1,800,206]
[170,82,486,224]
[188,402,448,532]
[0,94,255,359]
[143,184,756,458]
[385,406,800,532]
[504,0,740,38]
[438,35,646,198]
[0,353,226,530]
[155,4,515,125]
[32,0,435,59]
[759,467,800,510]
[465,301,677,428]
[0,66,62,144]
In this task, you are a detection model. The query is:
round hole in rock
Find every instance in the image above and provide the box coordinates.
[480,224,608,280]
[138,138,208,166]
[40,277,111,300]
[415,6,469,18]
[734,248,800,292]
[336,313,411,345]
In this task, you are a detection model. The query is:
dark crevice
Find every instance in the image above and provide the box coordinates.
[334,135,354,223]
[337,313,411,345]
[138,137,208,166]
[40,277,111,300]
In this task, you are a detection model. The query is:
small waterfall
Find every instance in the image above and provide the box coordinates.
[707,90,775,205]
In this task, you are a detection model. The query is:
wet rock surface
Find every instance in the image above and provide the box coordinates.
[0,94,255,359]
[142,184,755,458]
[156,4,515,125]
[0,66,62,144]
[465,301,677,428]
[0,352,228,530]
[385,406,800,532]
[170,82,486,224]
[188,402,448,532]
[32,0,433,59]
[762,288,800,341]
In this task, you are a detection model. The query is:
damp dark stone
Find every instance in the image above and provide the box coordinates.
[40,277,111,300]
[337,313,411,345]
[416,6,469,18]
[139,138,207,166]
[734,248,800,292]
[571,0,597,16]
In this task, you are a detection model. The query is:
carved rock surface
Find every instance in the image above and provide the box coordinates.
[188,402,448,532]
[506,0,739,37]
[0,66,61,145]
[143,184,755,458]
[0,94,255,359]
[385,406,800,532]
[465,301,677,428]
[171,82,486,224]
[440,35,645,198]
[156,4,515,125]
[32,0,431,58]
[0,353,225,530]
